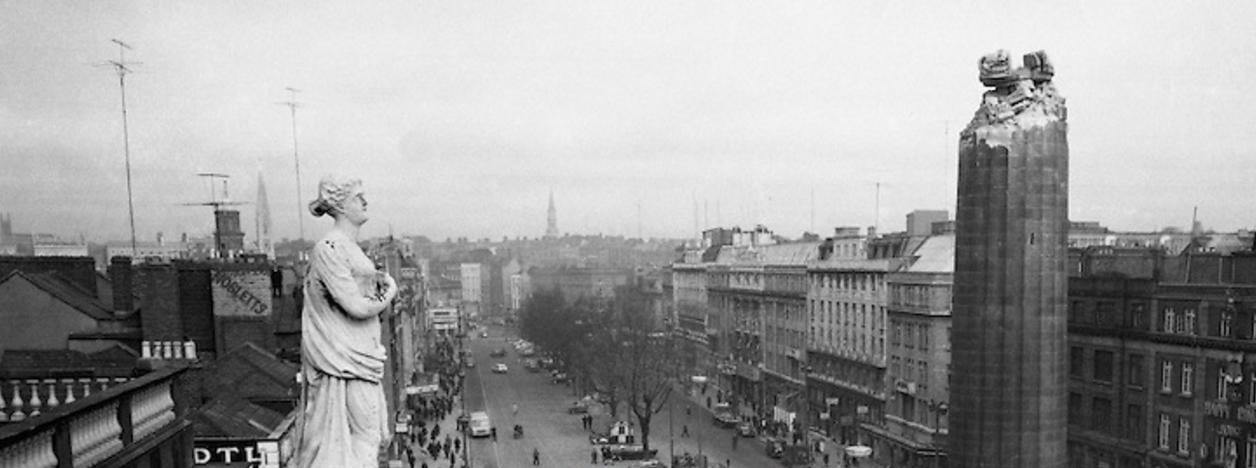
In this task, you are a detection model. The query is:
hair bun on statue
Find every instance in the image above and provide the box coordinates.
[308,199,333,217]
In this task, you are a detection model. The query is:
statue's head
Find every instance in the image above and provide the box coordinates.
[308,174,367,223]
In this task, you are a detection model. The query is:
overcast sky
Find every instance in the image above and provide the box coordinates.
[2,1,1254,243]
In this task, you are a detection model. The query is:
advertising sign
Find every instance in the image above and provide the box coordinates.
[212,270,273,317]
[194,439,280,467]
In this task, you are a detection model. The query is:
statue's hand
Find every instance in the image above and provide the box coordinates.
[380,274,399,302]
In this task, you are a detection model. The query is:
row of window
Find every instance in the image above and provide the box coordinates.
[811,272,882,293]
[889,356,930,391]
[1072,346,1256,403]
[890,321,932,350]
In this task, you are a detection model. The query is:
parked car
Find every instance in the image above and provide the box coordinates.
[551,372,569,384]
[463,357,476,368]
[567,400,589,414]
[490,348,506,358]
[492,363,508,373]
[765,438,785,458]
[479,331,489,338]
[711,412,738,428]
[735,421,756,437]
[602,444,657,461]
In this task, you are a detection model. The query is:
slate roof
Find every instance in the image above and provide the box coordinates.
[193,392,287,438]
[202,342,299,402]
[0,270,116,320]
[0,345,137,377]
[905,235,955,273]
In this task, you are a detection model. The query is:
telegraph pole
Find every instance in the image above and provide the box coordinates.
[280,87,304,241]
[106,39,139,258]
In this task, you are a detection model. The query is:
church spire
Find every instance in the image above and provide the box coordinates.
[545,190,559,239]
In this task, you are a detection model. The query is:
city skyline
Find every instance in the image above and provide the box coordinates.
[2,1,1254,242]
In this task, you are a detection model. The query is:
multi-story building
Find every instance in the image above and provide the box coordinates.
[806,227,904,450]
[708,240,817,428]
[1067,247,1256,468]
[883,234,954,467]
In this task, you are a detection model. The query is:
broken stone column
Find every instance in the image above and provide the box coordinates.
[951,50,1068,468]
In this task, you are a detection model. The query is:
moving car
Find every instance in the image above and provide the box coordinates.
[469,411,491,437]
[765,438,784,458]
[492,363,508,373]
[711,412,738,428]
[463,357,475,368]
[735,421,756,437]
[490,348,506,358]
[551,372,569,384]
[567,400,589,414]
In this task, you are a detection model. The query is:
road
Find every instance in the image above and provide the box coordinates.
[456,324,819,468]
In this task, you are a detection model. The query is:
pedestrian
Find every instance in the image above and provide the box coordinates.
[591,448,598,464]
[454,438,461,453]
[407,449,416,468]
[532,447,540,465]
[725,458,730,468]
[682,424,689,437]
[823,452,831,467]
[491,427,497,441]
[512,403,519,418]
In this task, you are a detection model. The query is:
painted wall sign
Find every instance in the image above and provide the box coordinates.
[212,270,272,316]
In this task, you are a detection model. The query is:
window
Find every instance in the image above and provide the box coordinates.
[920,326,929,350]
[1071,347,1085,377]
[1163,307,1176,333]
[1162,360,1174,393]
[1128,354,1145,388]
[1158,414,1171,450]
[1249,375,1256,405]
[1244,439,1255,468]
[904,324,915,349]
[891,323,900,347]
[1069,392,1083,427]
[920,362,929,390]
[1092,397,1111,432]
[1126,405,1143,441]
[1094,350,1114,383]
[1129,303,1146,329]
[1221,312,1233,338]
[1184,309,1197,335]
[1182,362,1194,396]
[1178,418,1190,454]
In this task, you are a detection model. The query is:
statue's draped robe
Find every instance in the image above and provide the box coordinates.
[298,230,390,468]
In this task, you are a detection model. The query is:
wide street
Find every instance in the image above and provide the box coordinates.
[455,324,819,468]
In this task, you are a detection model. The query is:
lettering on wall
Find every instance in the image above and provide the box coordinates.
[212,271,272,317]
[193,439,280,467]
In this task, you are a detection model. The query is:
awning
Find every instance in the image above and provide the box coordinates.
[845,445,872,458]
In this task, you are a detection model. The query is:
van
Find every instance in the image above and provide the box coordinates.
[469,411,491,438]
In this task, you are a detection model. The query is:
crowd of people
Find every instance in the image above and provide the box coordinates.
[403,338,469,468]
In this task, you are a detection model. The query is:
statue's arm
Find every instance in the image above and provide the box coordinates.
[312,240,392,320]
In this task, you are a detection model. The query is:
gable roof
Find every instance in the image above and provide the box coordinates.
[202,342,299,402]
[1,270,115,321]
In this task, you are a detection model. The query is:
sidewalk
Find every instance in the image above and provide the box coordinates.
[672,383,885,468]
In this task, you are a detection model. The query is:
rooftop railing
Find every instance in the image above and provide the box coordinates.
[0,365,192,468]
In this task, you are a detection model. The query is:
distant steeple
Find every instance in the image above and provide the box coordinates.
[255,172,274,258]
[545,190,559,239]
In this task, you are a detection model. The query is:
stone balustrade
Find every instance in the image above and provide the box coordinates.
[0,366,191,468]
[1,378,132,423]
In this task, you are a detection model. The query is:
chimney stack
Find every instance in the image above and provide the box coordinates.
[110,256,133,314]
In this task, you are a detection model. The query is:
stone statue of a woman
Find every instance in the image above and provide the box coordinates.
[297,175,398,468]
